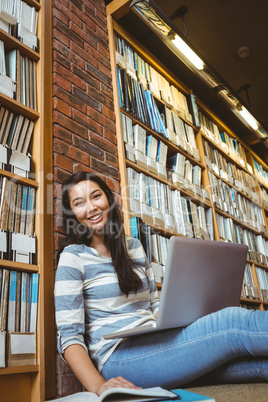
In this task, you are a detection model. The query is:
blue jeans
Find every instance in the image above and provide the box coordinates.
[101,307,268,388]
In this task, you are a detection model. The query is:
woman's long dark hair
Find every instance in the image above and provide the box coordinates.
[58,171,143,296]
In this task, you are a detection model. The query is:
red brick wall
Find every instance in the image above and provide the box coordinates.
[52,0,119,396]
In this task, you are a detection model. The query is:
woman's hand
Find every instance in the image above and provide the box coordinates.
[97,376,142,396]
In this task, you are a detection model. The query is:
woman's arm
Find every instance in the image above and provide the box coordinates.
[64,344,141,395]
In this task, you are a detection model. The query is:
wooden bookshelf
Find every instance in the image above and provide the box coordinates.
[0,1,54,401]
[106,0,268,310]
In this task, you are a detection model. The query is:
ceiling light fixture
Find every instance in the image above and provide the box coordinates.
[130,0,268,144]
[239,106,258,130]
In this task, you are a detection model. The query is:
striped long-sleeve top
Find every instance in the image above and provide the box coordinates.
[54,236,160,372]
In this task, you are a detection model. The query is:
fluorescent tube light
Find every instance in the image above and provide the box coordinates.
[172,35,204,70]
[239,107,258,130]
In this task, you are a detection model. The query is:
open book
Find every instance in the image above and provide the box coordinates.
[49,387,215,402]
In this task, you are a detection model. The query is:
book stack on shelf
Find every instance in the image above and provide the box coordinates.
[255,267,268,303]
[0,268,39,368]
[241,262,259,300]
[0,176,36,263]
[0,2,47,401]
[0,0,39,51]
[107,5,268,310]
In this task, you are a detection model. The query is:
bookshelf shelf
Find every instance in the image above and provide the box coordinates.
[0,29,40,61]
[0,0,54,400]
[0,259,39,272]
[0,169,39,187]
[107,0,268,305]
[0,365,39,376]
[122,110,205,169]
[0,93,40,121]
[126,159,211,209]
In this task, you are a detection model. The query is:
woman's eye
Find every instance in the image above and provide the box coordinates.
[75,201,84,206]
[93,193,101,199]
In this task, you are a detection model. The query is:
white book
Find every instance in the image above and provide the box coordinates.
[29,273,39,332]
[49,386,215,402]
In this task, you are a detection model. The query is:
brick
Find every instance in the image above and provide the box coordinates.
[54,154,73,172]
[53,62,87,91]
[72,86,101,110]
[53,111,88,139]
[69,146,90,166]
[54,19,84,47]
[53,72,72,93]
[53,125,72,144]
[86,62,112,87]
[91,157,119,179]
[53,98,72,118]
[52,29,70,47]
[98,43,110,62]
[102,104,115,120]
[53,8,69,27]
[53,61,71,81]
[72,64,99,89]
[53,86,87,113]
[100,82,113,100]
[90,132,117,155]
[73,109,103,135]
[105,152,118,168]
[103,127,117,144]
[73,164,92,174]
[53,40,70,58]
[54,0,69,9]
[106,176,120,194]
[53,138,71,155]
[73,135,103,159]
[70,4,97,32]
[69,0,82,11]
[59,373,82,397]
[86,105,115,132]
[54,168,71,184]
[53,50,71,70]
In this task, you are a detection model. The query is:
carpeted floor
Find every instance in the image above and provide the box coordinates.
[186,383,268,401]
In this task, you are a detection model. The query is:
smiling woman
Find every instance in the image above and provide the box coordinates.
[55,171,268,399]
[68,180,111,257]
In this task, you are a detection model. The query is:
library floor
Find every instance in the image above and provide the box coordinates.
[186,383,268,401]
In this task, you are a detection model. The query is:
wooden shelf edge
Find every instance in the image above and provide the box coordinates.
[0,365,39,376]
[0,259,39,272]
[0,92,40,121]
[0,169,39,188]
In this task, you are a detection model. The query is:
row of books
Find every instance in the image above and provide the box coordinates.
[117,65,166,136]
[216,212,268,265]
[118,67,200,165]
[260,187,268,210]
[130,216,169,283]
[121,113,168,176]
[255,267,268,302]
[0,0,38,51]
[5,47,38,110]
[114,33,196,123]
[0,268,39,367]
[0,104,34,153]
[127,167,213,241]
[203,138,258,201]
[208,170,266,233]
[253,158,268,188]
[160,105,200,161]
[167,153,202,196]
[0,176,36,237]
[200,111,249,169]
[241,263,259,300]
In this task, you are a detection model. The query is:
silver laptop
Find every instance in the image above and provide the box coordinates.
[104,236,248,340]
